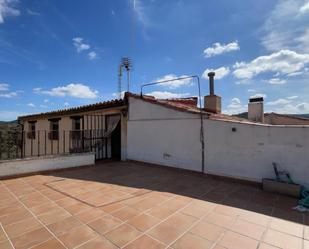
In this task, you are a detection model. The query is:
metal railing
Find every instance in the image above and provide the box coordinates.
[0,129,108,161]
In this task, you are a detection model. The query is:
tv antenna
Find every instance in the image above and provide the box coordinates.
[118,57,133,96]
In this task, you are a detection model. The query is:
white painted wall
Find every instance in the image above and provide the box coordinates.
[127,96,309,188]
[205,120,309,188]
[128,97,203,172]
[0,153,95,178]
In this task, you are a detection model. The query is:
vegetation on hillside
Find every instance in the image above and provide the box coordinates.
[0,121,22,160]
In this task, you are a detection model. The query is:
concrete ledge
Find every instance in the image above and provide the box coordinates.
[0,153,95,178]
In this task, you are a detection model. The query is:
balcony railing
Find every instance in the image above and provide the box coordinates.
[48,130,59,140]
[0,129,108,160]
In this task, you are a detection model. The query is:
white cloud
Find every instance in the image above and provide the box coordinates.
[204,41,239,58]
[262,0,309,53]
[26,9,40,16]
[0,91,17,98]
[43,99,49,103]
[266,98,292,106]
[202,67,230,80]
[64,102,69,107]
[72,37,98,60]
[250,93,267,99]
[287,71,304,77]
[287,96,298,100]
[146,91,190,99]
[132,0,148,26]
[112,91,125,98]
[230,97,241,105]
[268,78,287,85]
[0,83,9,91]
[154,74,193,89]
[72,37,90,53]
[224,98,247,115]
[33,83,98,99]
[0,83,18,98]
[0,0,20,24]
[268,102,309,114]
[300,1,309,14]
[88,51,97,60]
[247,89,256,93]
[296,27,309,51]
[265,96,309,114]
[27,103,35,107]
[233,50,309,79]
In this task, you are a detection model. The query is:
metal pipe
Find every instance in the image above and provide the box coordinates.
[140,75,205,174]
[127,69,130,93]
[118,64,123,98]
[208,72,215,95]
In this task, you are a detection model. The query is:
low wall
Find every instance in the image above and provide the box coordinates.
[205,120,309,189]
[0,153,95,178]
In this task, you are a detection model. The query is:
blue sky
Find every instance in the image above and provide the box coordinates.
[0,0,309,120]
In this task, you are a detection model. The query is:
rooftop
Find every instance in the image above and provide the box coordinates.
[0,161,307,249]
[127,92,249,123]
[18,99,125,121]
[18,92,250,124]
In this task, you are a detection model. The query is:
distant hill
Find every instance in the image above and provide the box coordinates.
[0,120,19,131]
[0,120,18,125]
[285,114,309,119]
[234,112,309,119]
[234,112,249,119]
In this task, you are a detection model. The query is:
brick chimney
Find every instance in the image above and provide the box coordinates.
[204,72,221,113]
[248,97,264,123]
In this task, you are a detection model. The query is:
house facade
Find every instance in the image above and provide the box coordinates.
[18,99,128,161]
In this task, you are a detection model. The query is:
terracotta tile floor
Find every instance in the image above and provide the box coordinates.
[0,161,307,249]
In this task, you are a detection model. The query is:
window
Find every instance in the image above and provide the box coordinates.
[71,116,82,140]
[49,119,60,140]
[27,121,36,139]
[73,118,81,130]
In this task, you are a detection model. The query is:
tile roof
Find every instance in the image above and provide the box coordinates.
[126,92,249,122]
[18,98,126,120]
[18,92,250,123]
[125,92,209,115]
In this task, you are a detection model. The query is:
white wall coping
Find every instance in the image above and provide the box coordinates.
[0,152,94,164]
[0,152,95,178]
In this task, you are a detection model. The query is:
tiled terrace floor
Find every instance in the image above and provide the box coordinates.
[0,161,308,249]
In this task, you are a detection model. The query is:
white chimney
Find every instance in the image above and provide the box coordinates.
[248,97,264,122]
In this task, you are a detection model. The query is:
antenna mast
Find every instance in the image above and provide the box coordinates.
[118,64,123,99]
[121,57,133,92]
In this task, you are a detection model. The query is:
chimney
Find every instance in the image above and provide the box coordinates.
[248,97,264,122]
[204,72,221,113]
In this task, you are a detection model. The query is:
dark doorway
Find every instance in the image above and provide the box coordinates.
[111,121,121,160]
